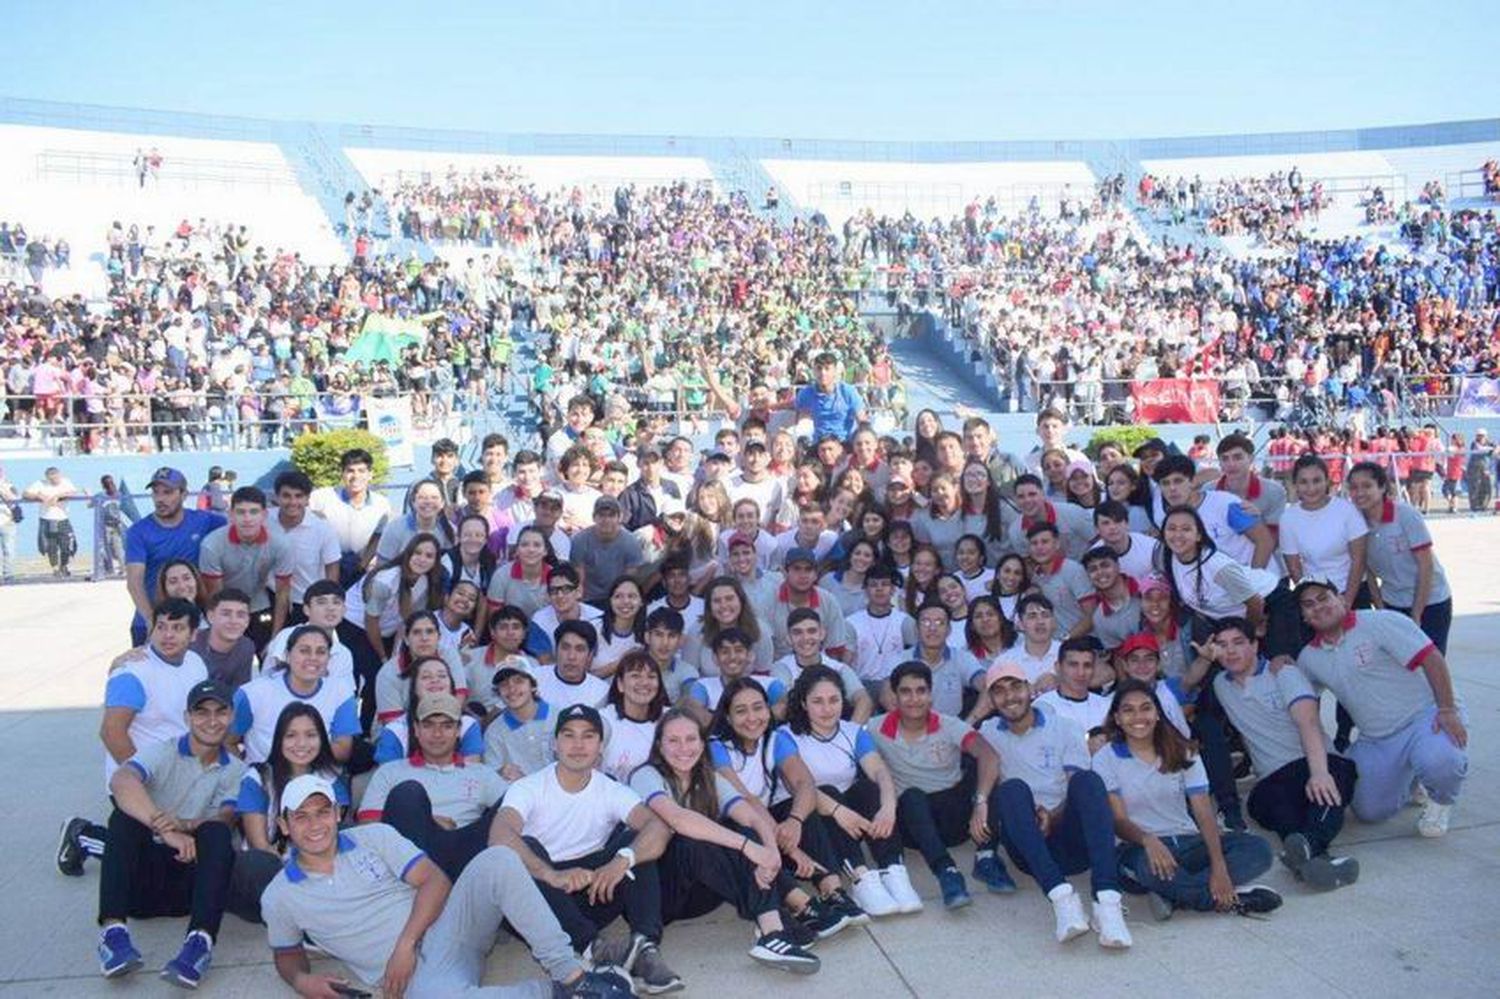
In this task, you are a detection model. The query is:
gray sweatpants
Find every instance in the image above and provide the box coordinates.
[1349,706,1468,824]
[409,845,581,998]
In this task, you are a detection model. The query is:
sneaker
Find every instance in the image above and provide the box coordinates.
[630,939,683,995]
[777,907,819,949]
[584,926,641,974]
[1418,801,1452,838]
[972,852,1016,894]
[1090,890,1133,949]
[1146,892,1175,922]
[57,817,89,877]
[748,931,820,975]
[98,925,143,979]
[822,889,869,927]
[936,867,972,910]
[1232,885,1284,916]
[879,864,924,913]
[850,868,901,917]
[1300,854,1360,891]
[792,898,852,940]
[160,930,213,989]
[1279,832,1313,877]
[1409,782,1431,808]
[1049,884,1090,943]
[1219,803,1248,832]
[555,968,637,999]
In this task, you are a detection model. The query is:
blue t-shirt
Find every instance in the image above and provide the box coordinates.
[796,383,865,443]
[125,509,227,627]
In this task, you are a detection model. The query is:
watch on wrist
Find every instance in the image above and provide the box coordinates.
[615,846,636,869]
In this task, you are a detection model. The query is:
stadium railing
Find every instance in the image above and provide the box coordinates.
[35,149,299,193]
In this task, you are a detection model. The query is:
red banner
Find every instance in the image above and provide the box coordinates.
[1131,378,1221,423]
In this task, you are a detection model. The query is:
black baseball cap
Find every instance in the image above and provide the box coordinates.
[554,703,604,737]
[187,679,234,710]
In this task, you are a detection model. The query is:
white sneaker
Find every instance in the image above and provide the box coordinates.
[1049,884,1089,943]
[1418,800,1452,838]
[879,864,924,914]
[849,869,900,917]
[1090,890,1133,949]
[1408,782,1430,808]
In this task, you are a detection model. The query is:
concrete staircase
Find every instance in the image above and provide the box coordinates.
[279,122,369,253]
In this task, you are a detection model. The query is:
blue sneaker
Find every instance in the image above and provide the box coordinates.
[937,867,972,910]
[972,852,1016,894]
[98,924,143,978]
[161,930,213,989]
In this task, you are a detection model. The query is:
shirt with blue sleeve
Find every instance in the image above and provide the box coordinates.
[686,673,786,713]
[232,672,360,764]
[102,646,209,788]
[788,720,874,793]
[1091,741,1209,838]
[261,825,428,988]
[1213,662,1323,778]
[628,765,743,819]
[373,715,484,764]
[710,728,800,805]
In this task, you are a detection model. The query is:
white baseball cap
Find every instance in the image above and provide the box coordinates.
[281,774,338,814]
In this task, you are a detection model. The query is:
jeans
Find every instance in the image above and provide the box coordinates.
[226,848,284,924]
[384,780,499,882]
[525,826,663,950]
[98,811,235,938]
[1246,756,1358,855]
[1117,831,1273,911]
[995,772,1120,897]
[896,768,984,875]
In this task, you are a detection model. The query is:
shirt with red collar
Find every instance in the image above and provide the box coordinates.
[866,709,978,794]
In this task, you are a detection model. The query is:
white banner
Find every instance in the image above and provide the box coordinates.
[365,395,415,468]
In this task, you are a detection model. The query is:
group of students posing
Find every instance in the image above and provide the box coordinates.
[65,406,1469,997]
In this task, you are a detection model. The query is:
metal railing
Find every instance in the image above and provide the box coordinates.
[35,149,300,193]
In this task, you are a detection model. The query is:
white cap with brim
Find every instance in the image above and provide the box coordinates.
[281,774,338,814]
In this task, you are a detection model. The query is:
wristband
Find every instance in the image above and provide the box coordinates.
[615,847,636,870]
[972,793,987,805]
[786,814,804,824]
[740,835,750,855]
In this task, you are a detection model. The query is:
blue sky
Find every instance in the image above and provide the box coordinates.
[4,1,1496,141]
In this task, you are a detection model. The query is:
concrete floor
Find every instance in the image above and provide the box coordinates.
[1,518,1496,998]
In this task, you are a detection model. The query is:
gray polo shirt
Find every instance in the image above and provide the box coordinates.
[570,526,646,602]
[1213,661,1322,778]
[263,824,426,987]
[1086,591,1143,652]
[483,701,557,777]
[197,525,294,610]
[978,705,1088,810]
[358,756,508,826]
[1091,741,1209,838]
[1364,500,1451,610]
[1296,610,1443,740]
[892,646,985,717]
[866,710,976,794]
[1009,503,1097,561]
[771,655,867,706]
[766,586,852,659]
[122,734,245,822]
[1032,557,1094,634]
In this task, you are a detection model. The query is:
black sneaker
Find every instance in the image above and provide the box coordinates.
[1233,885,1284,916]
[792,898,852,940]
[1279,833,1313,877]
[555,968,636,999]
[1219,803,1248,832]
[823,888,869,927]
[1301,854,1360,891]
[748,931,820,975]
[57,817,89,877]
[630,940,683,995]
[777,907,818,949]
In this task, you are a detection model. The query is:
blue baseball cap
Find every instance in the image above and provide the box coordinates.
[149,467,188,490]
[784,547,818,567]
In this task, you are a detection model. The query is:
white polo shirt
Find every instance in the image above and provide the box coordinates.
[309,486,391,554]
[267,513,341,603]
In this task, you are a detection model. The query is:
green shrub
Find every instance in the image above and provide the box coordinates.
[1086,426,1161,460]
[290,429,390,487]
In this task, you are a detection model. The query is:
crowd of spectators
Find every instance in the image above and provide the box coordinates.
[1139,168,1330,247]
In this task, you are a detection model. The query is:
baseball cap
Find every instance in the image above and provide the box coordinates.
[706,451,731,464]
[1138,574,1172,597]
[415,692,463,721]
[784,547,818,567]
[186,679,233,710]
[1116,633,1161,658]
[1065,459,1095,480]
[593,496,622,516]
[491,661,537,688]
[554,703,605,737]
[149,466,188,490]
[1131,438,1169,459]
[984,660,1030,688]
[1292,577,1341,600]
[281,774,339,814]
[536,488,564,506]
[727,530,756,550]
[637,444,664,462]
[658,495,687,518]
